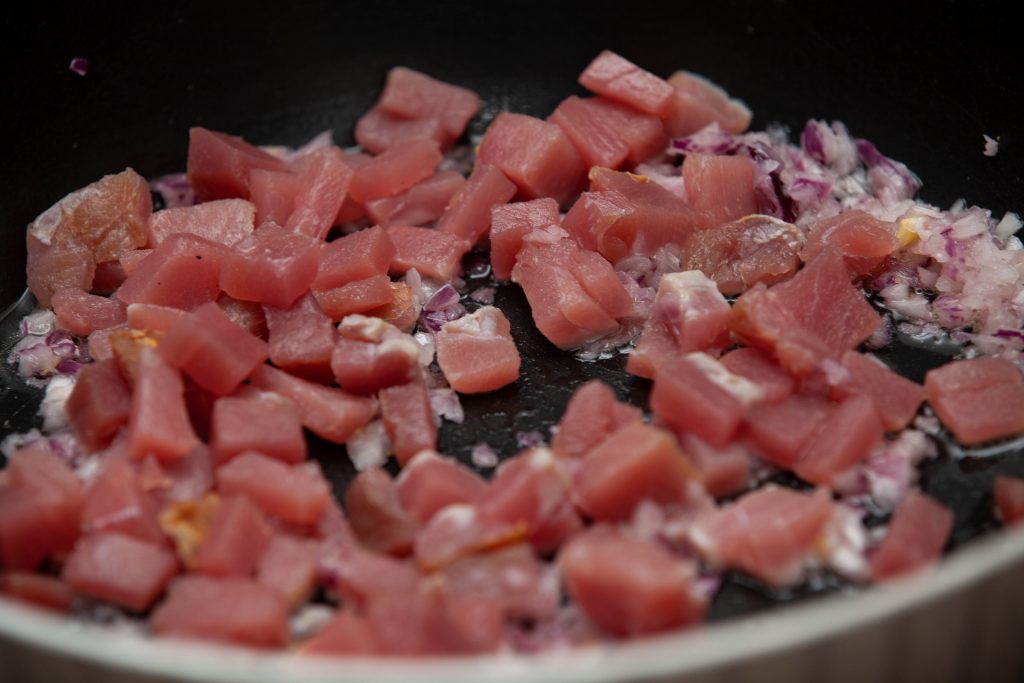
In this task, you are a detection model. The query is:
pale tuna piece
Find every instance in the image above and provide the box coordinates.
[346,468,418,556]
[477,448,571,541]
[689,485,835,587]
[62,532,178,612]
[127,347,200,463]
[217,453,331,527]
[301,609,378,656]
[682,153,759,231]
[193,495,272,577]
[678,433,753,499]
[248,169,300,227]
[28,168,151,263]
[924,358,1024,446]
[331,316,420,395]
[354,105,447,155]
[264,293,337,383]
[379,382,437,466]
[581,97,669,166]
[386,225,468,281]
[313,225,395,291]
[147,199,255,247]
[81,458,164,545]
[285,146,354,240]
[257,534,320,609]
[365,170,466,227]
[663,70,752,138]
[744,394,833,468]
[318,539,420,608]
[559,525,706,636]
[116,233,228,310]
[219,221,321,309]
[436,306,520,394]
[832,351,925,431]
[118,248,151,275]
[655,270,731,352]
[994,476,1024,526]
[476,113,585,207]
[26,234,95,308]
[578,50,675,117]
[395,452,487,524]
[682,214,805,295]
[65,359,131,452]
[0,572,75,613]
[719,347,796,404]
[313,275,394,321]
[126,303,186,333]
[348,139,443,204]
[794,395,884,487]
[436,163,518,247]
[574,422,697,521]
[367,281,420,333]
[802,211,899,278]
[217,294,267,339]
[51,288,126,336]
[210,393,306,465]
[378,67,481,140]
[413,504,522,571]
[551,380,642,459]
[90,260,127,294]
[151,575,289,648]
[442,543,559,622]
[490,198,560,281]
[158,301,269,396]
[186,127,289,202]
[869,490,953,581]
[548,95,631,170]
[149,445,214,505]
[250,364,376,444]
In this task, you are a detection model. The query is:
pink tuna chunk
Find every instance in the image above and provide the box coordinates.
[186,127,289,202]
[395,452,487,524]
[348,139,442,204]
[490,198,560,281]
[581,97,669,166]
[193,495,272,577]
[365,170,466,227]
[578,50,675,117]
[65,358,131,452]
[651,355,751,448]
[663,70,752,138]
[436,163,518,247]
[379,382,437,466]
[313,275,394,321]
[551,380,642,458]
[248,169,300,227]
[378,67,480,140]
[870,489,953,580]
[81,458,164,545]
[802,211,899,278]
[211,393,306,466]
[285,146,354,240]
[354,105,447,155]
[386,225,468,282]
[995,476,1024,527]
[127,347,200,463]
[312,225,395,291]
[115,234,228,310]
[346,468,418,556]
[832,351,925,431]
[720,347,796,404]
[51,288,126,336]
[331,318,420,395]
[744,394,833,469]
[436,306,520,394]
[794,394,883,487]
[217,453,331,527]
[549,95,630,170]
[924,358,1024,446]
[147,198,255,247]
[264,293,337,382]
[126,303,186,333]
[219,221,320,308]
[682,153,759,231]
[26,234,95,308]
[62,532,178,612]
[257,533,320,609]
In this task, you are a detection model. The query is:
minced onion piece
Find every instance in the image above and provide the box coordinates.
[515,429,546,449]
[68,57,88,76]
[345,420,389,471]
[150,173,196,209]
[469,286,496,305]
[428,387,465,425]
[40,375,76,432]
[983,134,1000,157]
[470,442,499,469]
[20,309,55,336]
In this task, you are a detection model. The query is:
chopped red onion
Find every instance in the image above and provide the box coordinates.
[855,139,921,203]
[515,430,546,449]
[470,442,499,469]
[41,375,76,432]
[428,387,465,425]
[469,286,496,305]
[150,173,197,209]
[419,284,467,333]
[983,134,1000,157]
[345,420,389,471]
[19,310,55,336]
[68,57,88,76]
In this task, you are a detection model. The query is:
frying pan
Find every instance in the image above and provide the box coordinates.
[2,1,1023,680]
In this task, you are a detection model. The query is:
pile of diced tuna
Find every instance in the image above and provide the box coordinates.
[4,50,1024,655]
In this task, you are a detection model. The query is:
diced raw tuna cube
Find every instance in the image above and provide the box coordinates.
[354,105,447,155]
[744,394,833,468]
[28,168,151,263]
[802,211,899,278]
[116,234,228,310]
[158,301,269,396]
[994,476,1024,526]
[569,248,635,319]
[0,447,83,570]
[378,67,481,140]
[150,575,288,648]
[413,504,521,572]
[219,222,320,308]
[81,459,164,545]
[263,293,336,382]
[551,380,642,458]
[651,355,750,448]
[682,214,804,295]
[869,489,953,580]
[924,358,1024,445]
[318,539,420,608]
[217,453,331,526]
[312,225,395,292]
[348,139,442,204]
[549,95,630,170]
[578,50,675,117]
[186,127,289,201]
[127,347,200,462]
[477,448,570,537]
[663,70,753,137]
[394,452,487,524]
[193,495,272,577]
[366,281,420,333]
[211,393,306,465]
[477,114,584,207]
[720,347,796,404]
[436,164,518,247]
[301,609,378,656]
[51,288,126,336]
[150,445,215,505]
[656,270,731,352]
[62,532,178,611]
[626,319,677,380]
[256,534,319,609]
[147,198,256,247]
[689,485,835,587]
[679,434,752,498]
[436,306,520,394]
[285,146,354,240]
[346,468,418,556]
[490,198,560,281]
[0,572,75,613]
[217,294,267,339]
[65,359,131,452]
[118,248,151,274]
[331,324,420,395]
[581,97,670,166]
[250,364,376,443]
[794,395,883,487]
[386,225,468,281]
[559,525,706,636]
[90,261,127,294]
[248,169,300,227]
[832,351,925,431]
[313,274,394,321]
[379,382,437,466]
[26,234,96,308]
[574,422,696,521]
[682,153,758,231]
[365,170,466,227]
[126,303,185,333]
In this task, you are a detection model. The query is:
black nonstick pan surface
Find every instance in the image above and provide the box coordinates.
[1,0,1023,640]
